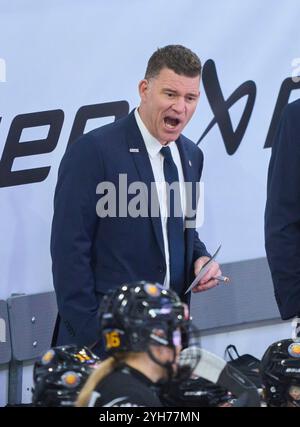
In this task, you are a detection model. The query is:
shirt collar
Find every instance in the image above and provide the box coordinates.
[134,108,174,158]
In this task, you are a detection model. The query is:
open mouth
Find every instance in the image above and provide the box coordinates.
[164,116,180,129]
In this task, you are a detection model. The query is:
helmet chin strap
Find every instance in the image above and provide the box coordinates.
[147,345,176,384]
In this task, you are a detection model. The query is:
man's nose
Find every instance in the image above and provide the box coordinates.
[171,97,185,113]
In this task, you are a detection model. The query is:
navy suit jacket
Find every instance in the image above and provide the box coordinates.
[265,99,300,319]
[51,111,210,347]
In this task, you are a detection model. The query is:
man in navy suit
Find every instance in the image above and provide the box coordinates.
[265,98,300,322]
[51,45,221,351]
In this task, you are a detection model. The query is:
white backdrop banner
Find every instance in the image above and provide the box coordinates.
[0,0,300,299]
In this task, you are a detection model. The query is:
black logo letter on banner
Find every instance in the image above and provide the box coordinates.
[198,59,257,155]
[67,101,129,147]
[264,77,300,148]
[0,110,64,187]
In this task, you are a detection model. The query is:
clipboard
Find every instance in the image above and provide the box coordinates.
[184,245,222,295]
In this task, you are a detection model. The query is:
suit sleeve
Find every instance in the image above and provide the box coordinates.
[51,134,104,346]
[193,231,211,261]
[265,102,300,319]
[192,146,211,262]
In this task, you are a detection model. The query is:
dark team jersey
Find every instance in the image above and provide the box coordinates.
[89,364,163,407]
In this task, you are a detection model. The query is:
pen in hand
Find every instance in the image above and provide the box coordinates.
[213,275,230,284]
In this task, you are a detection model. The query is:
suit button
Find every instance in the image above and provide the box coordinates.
[158,266,164,273]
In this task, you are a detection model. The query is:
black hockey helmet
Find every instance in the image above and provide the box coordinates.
[261,339,300,407]
[99,281,190,355]
[32,345,100,406]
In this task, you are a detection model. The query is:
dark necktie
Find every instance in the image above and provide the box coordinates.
[160,146,185,295]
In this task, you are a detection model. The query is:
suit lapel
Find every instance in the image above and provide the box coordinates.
[176,137,197,279]
[124,112,165,259]
[176,136,194,190]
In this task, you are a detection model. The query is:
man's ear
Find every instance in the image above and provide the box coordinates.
[138,79,149,101]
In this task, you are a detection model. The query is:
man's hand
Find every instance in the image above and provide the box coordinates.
[192,256,222,293]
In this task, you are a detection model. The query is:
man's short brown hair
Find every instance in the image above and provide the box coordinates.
[145,45,201,79]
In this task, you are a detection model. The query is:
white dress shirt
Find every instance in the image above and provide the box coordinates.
[134,108,186,288]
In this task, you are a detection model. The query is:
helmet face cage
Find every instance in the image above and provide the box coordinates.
[261,339,300,407]
[32,345,100,406]
[99,282,190,355]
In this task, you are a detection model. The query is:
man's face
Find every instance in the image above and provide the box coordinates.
[287,384,300,406]
[138,68,200,145]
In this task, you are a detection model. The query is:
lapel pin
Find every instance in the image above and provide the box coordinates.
[189,160,192,167]
[129,148,139,153]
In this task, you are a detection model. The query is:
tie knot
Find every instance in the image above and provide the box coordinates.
[160,146,173,163]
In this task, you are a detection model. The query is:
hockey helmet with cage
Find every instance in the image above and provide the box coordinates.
[261,338,300,407]
[32,345,100,406]
[99,281,190,355]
